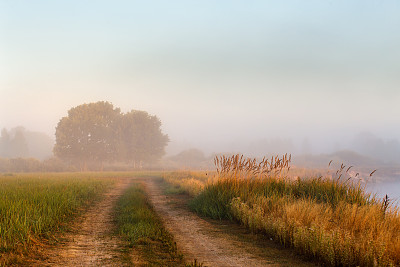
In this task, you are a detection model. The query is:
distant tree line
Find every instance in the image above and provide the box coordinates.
[0,127,54,160]
[0,157,69,173]
[54,101,169,170]
[0,156,165,173]
[0,128,28,158]
[352,132,400,164]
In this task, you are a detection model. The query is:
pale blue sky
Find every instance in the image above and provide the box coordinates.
[1,1,399,155]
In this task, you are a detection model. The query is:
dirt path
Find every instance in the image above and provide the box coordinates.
[145,178,316,267]
[35,178,132,267]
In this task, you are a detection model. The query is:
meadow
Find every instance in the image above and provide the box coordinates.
[2,162,398,266]
[163,154,400,267]
[0,172,116,265]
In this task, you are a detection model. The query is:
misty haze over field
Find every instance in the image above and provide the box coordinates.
[1,1,400,169]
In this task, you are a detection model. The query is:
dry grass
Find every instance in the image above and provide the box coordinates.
[165,154,400,266]
[162,171,211,196]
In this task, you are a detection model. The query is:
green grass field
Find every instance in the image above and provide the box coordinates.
[0,173,116,265]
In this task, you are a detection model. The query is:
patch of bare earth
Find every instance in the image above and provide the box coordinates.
[29,178,134,267]
[145,179,317,267]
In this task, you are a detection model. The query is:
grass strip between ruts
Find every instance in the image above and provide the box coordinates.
[114,182,187,266]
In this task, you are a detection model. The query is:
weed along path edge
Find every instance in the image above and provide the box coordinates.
[145,178,316,267]
[34,178,133,267]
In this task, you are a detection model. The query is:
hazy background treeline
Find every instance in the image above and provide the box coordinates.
[0,127,53,160]
[2,124,399,183]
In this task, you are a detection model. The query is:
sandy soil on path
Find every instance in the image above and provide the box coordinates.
[145,178,317,267]
[31,178,133,267]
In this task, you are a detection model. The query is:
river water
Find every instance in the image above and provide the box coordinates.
[365,179,400,207]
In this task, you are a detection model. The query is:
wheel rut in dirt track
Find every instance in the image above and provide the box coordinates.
[145,178,316,267]
[37,178,132,267]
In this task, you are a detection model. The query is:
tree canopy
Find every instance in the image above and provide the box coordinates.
[54,101,169,169]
